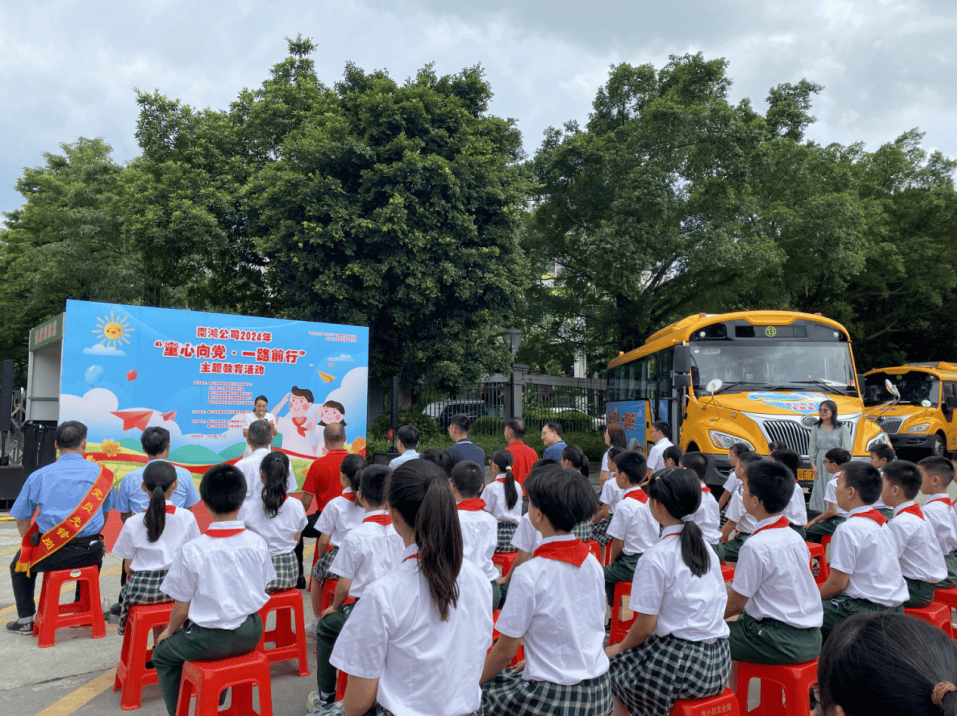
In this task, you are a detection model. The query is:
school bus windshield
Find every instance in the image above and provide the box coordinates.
[863,371,940,407]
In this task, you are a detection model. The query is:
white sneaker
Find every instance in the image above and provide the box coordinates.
[306,690,334,711]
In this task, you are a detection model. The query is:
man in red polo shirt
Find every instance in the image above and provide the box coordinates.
[505,418,538,486]
[294,423,350,587]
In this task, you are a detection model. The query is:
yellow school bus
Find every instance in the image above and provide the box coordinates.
[605,311,889,486]
[863,363,957,458]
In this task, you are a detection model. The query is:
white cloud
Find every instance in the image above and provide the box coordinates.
[323,367,368,426]
[83,343,127,356]
[327,353,355,362]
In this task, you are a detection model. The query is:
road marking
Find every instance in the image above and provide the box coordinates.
[33,668,116,716]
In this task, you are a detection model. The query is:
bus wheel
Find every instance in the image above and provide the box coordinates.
[930,434,946,457]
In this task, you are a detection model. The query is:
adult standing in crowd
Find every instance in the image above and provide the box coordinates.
[541,421,566,461]
[599,423,627,486]
[504,419,538,485]
[388,425,420,468]
[646,421,674,475]
[808,400,852,512]
[7,421,114,634]
[446,414,486,467]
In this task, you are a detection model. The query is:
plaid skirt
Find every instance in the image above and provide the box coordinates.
[496,522,518,553]
[572,521,593,542]
[609,634,730,716]
[118,569,170,636]
[311,700,481,716]
[312,546,342,583]
[482,669,610,716]
[590,515,613,546]
[268,551,299,592]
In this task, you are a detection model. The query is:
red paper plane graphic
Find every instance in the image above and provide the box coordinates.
[111,409,154,431]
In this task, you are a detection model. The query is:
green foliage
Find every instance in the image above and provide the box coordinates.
[369,408,442,442]
[469,416,505,435]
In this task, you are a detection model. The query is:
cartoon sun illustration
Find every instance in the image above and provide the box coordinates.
[92,311,134,349]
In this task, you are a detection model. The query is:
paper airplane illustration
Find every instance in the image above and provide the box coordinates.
[162,410,177,422]
[111,409,154,431]
[318,371,336,383]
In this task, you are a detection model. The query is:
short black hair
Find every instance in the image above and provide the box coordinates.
[663,445,684,464]
[450,460,484,498]
[869,443,897,463]
[420,449,452,477]
[543,421,563,437]
[615,450,648,485]
[825,448,852,466]
[745,460,795,514]
[769,448,800,479]
[200,463,247,514]
[883,460,922,500]
[358,464,390,507]
[729,443,751,458]
[738,452,764,471]
[767,440,788,452]
[254,395,268,405]
[247,419,273,447]
[842,461,883,504]
[505,418,526,438]
[449,413,471,433]
[397,425,420,450]
[652,421,671,440]
[918,455,955,486]
[530,457,559,470]
[679,451,708,482]
[525,466,597,532]
[606,446,626,468]
[141,426,171,457]
[56,421,87,450]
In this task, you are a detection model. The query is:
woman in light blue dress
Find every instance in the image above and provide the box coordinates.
[808,400,852,512]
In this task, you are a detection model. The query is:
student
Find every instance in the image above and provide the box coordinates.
[605,468,730,716]
[917,455,957,588]
[603,450,658,604]
[388,425,420,468]
[869,443,898,518]
[817,461,907,641]
[420,448,453,478]
[806,448,852,542]
[817,611,957,716]
[646,421,673,475]
[719,444,751,509]
[881,460,947,607]
[769,448,808,539]
[112,461,200,636]
[591,446,626,547]
[152,464,274,716]
[310,465,405,709]
[561,444,596,540]
[309,460,492,716]
[679,451,721,547]
[663,445,684,469]
[450,460,501,608]
[239,451,307,591]
[481,466,610,716]
[718,452,764,563]
[484,449,522,553]
[724,460,822,668]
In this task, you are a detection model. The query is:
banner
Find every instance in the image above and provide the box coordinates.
[58,300,369,488]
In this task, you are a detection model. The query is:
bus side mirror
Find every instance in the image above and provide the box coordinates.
[673,345,692,374]
[674,374,692,388]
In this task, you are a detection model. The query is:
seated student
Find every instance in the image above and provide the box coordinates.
[310,454,366,617]
[310,465,405,709]
[605,468,730,716]
[112,461,201,636]
[310,459,492,716]
[239,451,307,591]
[481,466,610,716]
[806,448,852,542]
[561,444,597,541]
[724,460,822,669]
[718,452,764,563]
[388,424,420,468]
[420,448,453,478]
[152,464,274,716]
[603,450,658,604]
[769,448,809,539]
[663,444,684,469]
[591,446,626,547]
[451,460,501,608]
[719,444,751,510]
[817,461,907,641]
[483,449,522,553]
[869,443,898,518]
[679,451,722,548]
[881,460,947,608]
[818,611,957,716]
[917,455,957,588]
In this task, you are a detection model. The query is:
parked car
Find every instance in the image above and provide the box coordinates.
[423,400,489,429]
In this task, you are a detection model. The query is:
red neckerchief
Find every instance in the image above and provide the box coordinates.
[623,489,648,504]
[851,509,887,526]
[927,496,955,507]
[165,505,176,515]
[291,416,307,436]
[701,485,712,493]
[403,553,419,562]
[751,516,790,536]
[341,490,355,503]
[363,513,393,526]
[457,498,487,511]
[533,539,590,567]
[898,504,925,520]
[207,527,245,538]
[495,477,506,483]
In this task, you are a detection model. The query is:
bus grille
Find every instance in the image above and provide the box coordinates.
[875,418,903,434]
[764,421,811,455]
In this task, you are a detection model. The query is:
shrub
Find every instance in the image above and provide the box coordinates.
[370,409,441,442]
[470,416,505,436]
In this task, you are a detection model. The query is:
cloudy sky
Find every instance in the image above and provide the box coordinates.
[2,0,954,223]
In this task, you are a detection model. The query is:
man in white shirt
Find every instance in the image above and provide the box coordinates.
[646,421,673,476]
[237,420,297,503]
[388,425,420,468]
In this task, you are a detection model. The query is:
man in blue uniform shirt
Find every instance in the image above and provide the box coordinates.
[445,414,486,467]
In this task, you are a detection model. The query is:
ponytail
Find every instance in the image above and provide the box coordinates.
[143,461,177,543]
[340,453,366,492]
[389,460,463,621]
[562,444,590,478]
[491,449,518,510]
[645,467,709,577]
[260,451,290,518]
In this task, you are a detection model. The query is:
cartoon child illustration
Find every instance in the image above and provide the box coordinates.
[317,401,347,428]
[273,386,318,456]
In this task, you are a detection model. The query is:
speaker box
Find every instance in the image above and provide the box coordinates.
[23,420,57,475]
[0,359,12,433]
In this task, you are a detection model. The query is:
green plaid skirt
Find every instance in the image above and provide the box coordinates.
[311,700,481,716]
[482,669,611,716]
[267,551,298,592]
[589,515,614,546]
[118,568,171,636]
[496,522,518,553]
[313,545,342,583]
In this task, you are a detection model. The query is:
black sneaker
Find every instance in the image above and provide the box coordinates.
[5,620,33,635]
[110,602,122,616]
[296,576,307,590]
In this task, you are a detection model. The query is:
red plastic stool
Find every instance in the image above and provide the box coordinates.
[735,659,818,716]
[335,669,348,700]
[33,566,106,648]
[610,581,636,646]
[490,609,525,666]
[934,585,957,629]
[319,579,356,613]
[905,602,954,638]
[175,649,273,716]
[257,589,310,676]
[492,551,518,578]
[721,564,735,583]
[672,687,741,716]
[308,543,335,592]
[585,540,601,561]
[821,534,832,559]
[806,543,829,586]
[113,601,174,710]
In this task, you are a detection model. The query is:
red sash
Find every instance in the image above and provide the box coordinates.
[403,553,419,562]
[851,509,887,526]
[928,496,955,507]
[898,504,925,520]
[16,463,114,577]
[623,489,648,504]
[457,498,487,512]
[207,528,245,538]
[533,539,590,566]
[341,490,355,503]
[751,516,790,537]
[291,416,308,437]
[364,514,393,526]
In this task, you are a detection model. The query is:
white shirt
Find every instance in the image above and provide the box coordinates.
[599,478,622,515]
[600,449,611,474]
[113,502,201,572]
[888,502,948,582]
[630,524,730,643]
[783,481,808,527]
[237,448,298,505]
[330,544,491,716]
[458,505,499,580]
[732,516,823,628]
[646,438,673,474]
[922,494,957,555]
[239,496,308,556]
[825,475,849,517]
[316,490,366,547]
[511,513,543,553]
[693,486,722,545]
[329,511,405,599]
[388,450,419,469]
[496,535,609,684]
[242,412,276,457]
[724,473,742,495]
[727,489,758,534]
[483,477,522,525]
[606,486,659,555]
[830,506,908,606]
[160,521,274,629]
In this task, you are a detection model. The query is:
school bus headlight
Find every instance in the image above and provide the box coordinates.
[866,433,890,451]
[709,431,754,451]
[906,423,931,433]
